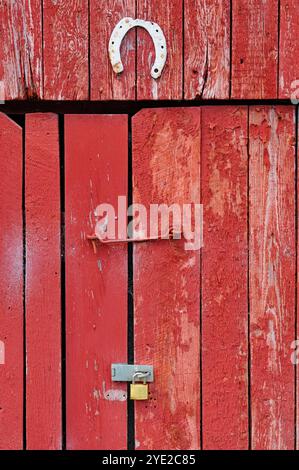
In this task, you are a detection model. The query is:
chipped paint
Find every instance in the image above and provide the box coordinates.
[250,106,295,450]
[0,341,5,365]
[133,108,201,450]
[184,0,230,99]
[97,259,103,272]
[201,106,248,449]
[231,0,278,98]
[102,382,127,402]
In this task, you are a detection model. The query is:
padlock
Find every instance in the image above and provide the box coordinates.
[130,372,149,400]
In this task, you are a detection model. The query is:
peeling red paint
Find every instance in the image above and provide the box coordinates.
[249,106,296,450]
[133,108,201,450]
[201,106,248,450]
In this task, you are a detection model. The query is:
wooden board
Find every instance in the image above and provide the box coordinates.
[249,106,295,450]
[0,114,23,449]
[133,108,201,450]
[279,1,299,99]
[2,2,299,101]
[136,1,183,100]
[231,0,278,99]
[43,0,89,100]
[201,106,248,449]
[297,108,299,452]
[184,0,230,99]
[65,115,128,449]
[25,114,61,449]
[90,0,136,100]
[0,0,42,99]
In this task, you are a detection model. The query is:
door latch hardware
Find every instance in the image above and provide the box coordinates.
[109,17,167,79]
[87,227,182,253]
[111,363,154,382]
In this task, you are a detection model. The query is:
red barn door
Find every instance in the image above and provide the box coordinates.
[0,106,297,450]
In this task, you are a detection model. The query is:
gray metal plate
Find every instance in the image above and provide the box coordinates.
[111,363,154,382]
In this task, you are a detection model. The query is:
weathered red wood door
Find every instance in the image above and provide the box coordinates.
[0,105,297,450]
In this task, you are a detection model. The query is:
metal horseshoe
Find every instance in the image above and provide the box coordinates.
[108,17,167,79]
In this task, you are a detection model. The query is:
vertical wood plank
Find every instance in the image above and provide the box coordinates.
[0,114,23,449]
[249,106,295,449]
[297,108,299,452]
[25,114,61,449]
[136,1,183,100]
[133,108,201,450]
[184,0,230,99]
[279,1,299,99]
[90,0,136,100]
[0,0,42,99]
[232,0,278,99]
[65,115,128,449]
[201,106,249,449]
[43,0,89,100]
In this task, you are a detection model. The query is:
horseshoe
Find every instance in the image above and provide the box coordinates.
[108,17,167,79]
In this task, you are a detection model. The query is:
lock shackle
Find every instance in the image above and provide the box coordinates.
[132,371,150,384]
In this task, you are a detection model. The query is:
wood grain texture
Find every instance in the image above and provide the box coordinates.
[25,114,61,449]
[65,115,128,449]
[249,106,295,450]
[43,0,88,100]
[279,1,299,99]
[136,0,183,100]
[0,114,23,449]
[90,0,136,100]
[201,106,248,450]
[0,0,42,99]
[232,0,278,99]
[133,108,201,450]
[184,0,230,99]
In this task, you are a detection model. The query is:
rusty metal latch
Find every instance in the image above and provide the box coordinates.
[87,226,181,253]
[109,17,167,79]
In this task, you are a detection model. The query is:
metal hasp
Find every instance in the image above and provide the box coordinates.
[111,363,154,382]
[108,17,167,79]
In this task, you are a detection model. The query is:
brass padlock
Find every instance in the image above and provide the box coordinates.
[130,372,149,400]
